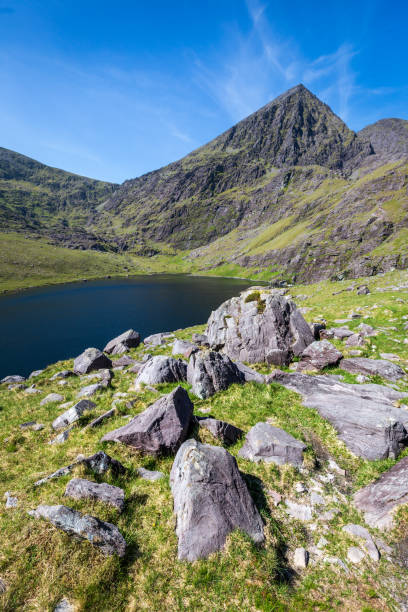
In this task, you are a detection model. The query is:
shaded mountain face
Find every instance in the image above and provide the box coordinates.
[359,118,408,161]
[0,147,117,250]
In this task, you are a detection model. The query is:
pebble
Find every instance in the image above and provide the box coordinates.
[293,547,309,569]
[4,491,18,508]
[347,546,365,564]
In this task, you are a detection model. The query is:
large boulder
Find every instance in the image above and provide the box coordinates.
[1,375,25,384]
[134,355,187,387]
[206,291,314,365]
[340,357,406,382]
[52,399,96,430]
[170,439,264,561]
[297,340,343,371]
[269,371,408,460]
[172,339,197,359]
[73,348,112,375]
[103,329,140,354]
[187,350,245,399]
[353,456,408,529]
[29,504,126,556]
[238,422,305,466]
[101,386,193,455]
[65,478,125,511]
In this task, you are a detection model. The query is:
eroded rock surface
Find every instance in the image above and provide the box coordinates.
[73,348,112,375]
[134,355,187,387]
[297,340,343,371]
[170,439,264,561]
[65,478,125,511]
[52,400,96,430]
[104,329,140,354]
[340,357,406,382]
[197,417,243,445]
[187,350,245,399]
[238,422,305,466]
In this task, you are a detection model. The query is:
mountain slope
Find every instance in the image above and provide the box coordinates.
[0,147,117,249]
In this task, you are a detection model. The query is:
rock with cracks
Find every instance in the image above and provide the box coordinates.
[269,370,408,460]
[197,417,243,445]
[65,478,125,511]
[29,504,126,556]
[134,355,187,387]
[297,340,343,371]
[340,357,406,382]
[206,291,314,365]
[187,350,245,399]
[238,422,305,466]
[103,329,140,354]
[170,439,264,561]
[73,348,112,375]
[102,386,193,455]
[52,400,96,430]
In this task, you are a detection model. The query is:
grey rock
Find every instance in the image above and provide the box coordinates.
[187,350,245,399]
[29,504,126,556]
[347,546,365,563]
[342,524,380,561]
[285,500,313,521]
[340,357,406,382]
[29,369,44,378]
[1,374,25,384]
[40,393,64,405]
[345,333,365,347]
[49,428,72,445]
[52,399,96,430]
[191,333,209,346]
[54,598,74,612]
[310,492,326,507]
[20,420,43,430]
[357,285,370,295]
[269,370,408,460]
[134,355,187,387]
[102,386,193,455]
[293,547,309,568]
[0,578,6,594]
[320,327,353,340]
[137,467,164,480]
[353,456,408,529]
[357,323,377,337]
[34,451,125,486]
[50,370,75,380]
[197,417,243,445]
[4,491,18,508]
[144,332,174,346]
[380,352,401,361]
[104,329,140,354]
[24,385,42,394]
[76,383,103,398]
[234,361,266,383]
[113,355,136,367]
[238,422,305,466]
[73,348,112,375]
[297,339,343,371]
[206,292,314,365]
[65,478,125,511]
[310,322,326,341]
[170,439,264,561]
[172,339,198,358]
[86,408,116,428]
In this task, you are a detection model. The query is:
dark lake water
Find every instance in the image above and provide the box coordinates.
[0,275,254,379]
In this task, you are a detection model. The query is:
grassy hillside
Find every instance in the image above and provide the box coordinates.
[1,270,408,610]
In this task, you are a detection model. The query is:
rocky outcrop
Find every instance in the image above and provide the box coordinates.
[187,350,245,398]
[34,451,125,486]
[73,348,112,375]
[206,291,314,365]
[170,439,264,561]
[52,399,96,430]
[238,422,305,466]
[340,357,406,382]
[134,355,187,387]
[269,371,408,460]
[143,332,174,346]
[172,339,197,359]
[297,340,343,371]
[102,386,193,455]
[353,456,408,529]
[29,505,126,556]
[103,329,140,354]
[65,478,125,511]
[197,417,243,445]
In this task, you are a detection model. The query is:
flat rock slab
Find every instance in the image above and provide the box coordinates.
[269,371,408,460]
[197,417,243,445]
[73,348,112,375]
[65,478,125,511]
[137,467,164,480]
[1,375,25,384]
[353,456,408,529]
[144,332,174,346]
[187,350,245,399]
[102,386,193,455]
[238,422,305,466]
[340,357,406,382]
[206,291,314,365]
[134,355,187,386]
[34,451,125,486]
[285,500,313,521]
[234,361,266,383]
[86,408,116,428]
[29,504,126,556]
[297,339,343,371]
[342,524,380,561]
[52,400,96,430]
[172,339,197,359]
[77,383,104,398]
[170,439,264,561]
[104,329,140,354]
[40,393,64,405]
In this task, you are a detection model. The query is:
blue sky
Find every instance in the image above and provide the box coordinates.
[0,0,407,183]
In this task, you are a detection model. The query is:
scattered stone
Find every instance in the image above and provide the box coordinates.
[380,352,401,362]
[65,478,125,512]
[134,355,187,387]
[113,355,136,367]
[73,348,112,375]
[54,598,74,612]
[310,492,326,507]
[76,383,103,398]
[4,491,18,508]
[342,524,380,561]
[144,332,174,346]
[34,451,125,486]
[86,408,116,428]
[238,422,305,466]
[24,385,42,394]
[191,333,209,346]
[234,361,266,383]
[345,333,365,347]
[170,439,264,561]
[340,357,406,382]
[29,505,126,556]
[269,371,408,460]
[347,546,365,563]
[102,386,193,455]
[104,329,140,354]
[357,285,370,295]
[317,536,328,549]
[353,456,408,529]
[50,370,75,380]
[172,339,197,359]
[20,421,44,431]
[40,393,64,406]
[293,547,309,569]
[137,467,164,481]
[1,375,25,384]
[318,509,339,521]
[29,369,44,378]
[357,323,377,337]
[297,340,343,371]
[197,417,243,445]
[266,489,282,506]
[206,291,314,365]
[310,322,326,341]
[328,459,346,476]
[187,350,245,399]
[285,500,313,521]
[321,327,353,340]
[52,400,96,430]
[49,428,72,445]
[356,374,368,383]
